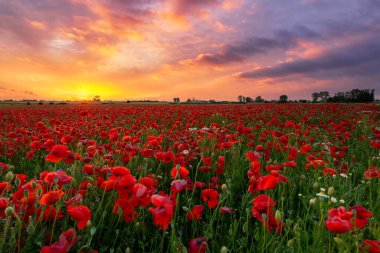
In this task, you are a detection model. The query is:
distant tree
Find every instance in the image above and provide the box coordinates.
[279,95,288,103]
[312,92,319,102]
[330,88,375,103]
[173,97,180,103]
[255,96,264,103]
[312,91,329,102]
[319,91,330,102]
[93,95,101,102]
[245,97,253,103]
[209,99,216,103]
[238,95,245,103]
[186,98,191,103]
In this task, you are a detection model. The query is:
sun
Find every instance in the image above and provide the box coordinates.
[75,87,93,100]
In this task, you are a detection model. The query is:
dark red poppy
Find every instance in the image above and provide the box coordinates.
[349,205,372,229]
[46,145,69,162]
[43,171,72,186]
[201,189,219,208]
[148,194,174,230]
[300,144,312,154]
[189,237,207,253]
[67,205,91,229]
[187,205,205,221]
[40,190,64,205]
[362,240,380,253]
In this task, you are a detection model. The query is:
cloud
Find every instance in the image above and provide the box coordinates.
[187,27,319,65]
[237,35,380,79]
[170,0,220,16]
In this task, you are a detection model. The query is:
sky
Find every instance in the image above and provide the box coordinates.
[0,0,379,101]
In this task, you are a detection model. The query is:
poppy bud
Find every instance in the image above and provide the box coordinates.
[125,247,131,253]
[5,206,14,216]
[275,210,282,223]
[31,181,37,189]
[313,183,319,189]
[334,237,343,245]
[27,224,35,234]
[5,171,14,181]
[182,206,190,212]
[23,189,29,198]
[220,246,228,253]
[287,239,295,247]
[221,184,228,191]
[309,198,317,205]
[328,187,334,196]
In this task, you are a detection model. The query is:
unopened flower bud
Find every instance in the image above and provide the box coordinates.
[309,198,317,205]
[182,206,190,212]
[5,171,14,181]
[327,187,334,196]
[220,246,228,253]
[287,239,295,247]
[275,210,282,223]
[221,184,228,191]
[27,224,35,234]
[334,237,343,245]
[5,206,14,216]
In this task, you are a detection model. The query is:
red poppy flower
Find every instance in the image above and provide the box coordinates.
[170,166,189,179]
[325,206,353,234]
[349,205,372,229]
[171,180,188,193]
[40,190,64,205]
[148,194,174,230]
[323,168,337,177]
[257,175,280,191]
[41,227,77,253]
[362,240,380,253]
[189,237,207,253]
[0,182,11,193]
[61,135,74,144]
[67,205,91,229]
[43,171,72,186]
[364,166,380,179]
[201,189,219,208]
[46,145,69,162]
[251,194,276,222]
[187,205,205,221]
[0,197,9,218]
[113,198,137,222]
[300,144,312,154]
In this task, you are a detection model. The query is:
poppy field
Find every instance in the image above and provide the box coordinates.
[0,103,379,253]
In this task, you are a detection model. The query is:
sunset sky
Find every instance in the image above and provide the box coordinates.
[0,0,379,101]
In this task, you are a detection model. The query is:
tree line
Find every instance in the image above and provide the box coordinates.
[312,88,375,103]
